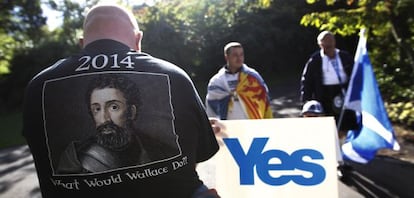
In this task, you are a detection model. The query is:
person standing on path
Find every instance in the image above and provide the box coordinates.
[205,42,273,120]
[300,31,357,133]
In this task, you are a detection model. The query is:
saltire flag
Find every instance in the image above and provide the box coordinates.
[341,29,400,163]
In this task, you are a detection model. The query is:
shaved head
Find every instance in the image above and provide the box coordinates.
[81,4,142,50]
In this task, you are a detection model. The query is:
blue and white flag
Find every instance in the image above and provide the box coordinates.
[341,29,400,163]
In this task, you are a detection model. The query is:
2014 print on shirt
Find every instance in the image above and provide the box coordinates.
[42,72,181,175]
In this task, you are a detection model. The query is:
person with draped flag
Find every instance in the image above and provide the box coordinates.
[206,42,273,120]
[340,29,400,164]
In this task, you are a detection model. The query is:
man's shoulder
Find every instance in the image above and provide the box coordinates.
[25,58,70,89]
[338,49,352,58]
[309,51,322,60]
[138,54,190,76]
[241,64,261,76]
[303,51,321,65]
[209,67,226,79]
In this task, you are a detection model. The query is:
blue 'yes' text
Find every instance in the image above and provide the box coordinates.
[223,137,326,186]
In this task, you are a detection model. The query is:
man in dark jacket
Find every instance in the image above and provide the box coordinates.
[300,31,357,133]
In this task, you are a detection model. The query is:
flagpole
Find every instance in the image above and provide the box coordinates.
[336,29,366,133]
[336,92,346,131]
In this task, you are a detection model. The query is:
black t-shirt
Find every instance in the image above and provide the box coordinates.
[22,39,219,198]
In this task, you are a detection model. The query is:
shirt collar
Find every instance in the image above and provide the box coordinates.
[224,64,243,74]
[83,39,132,53]
[320,48,339,59]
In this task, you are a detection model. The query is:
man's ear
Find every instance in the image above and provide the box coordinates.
[224,54,229,62]
[135,30,143,51]
[129,105,137,120]
[79,37,84,48]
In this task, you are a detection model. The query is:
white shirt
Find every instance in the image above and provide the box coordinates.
[225,72,248,120]
[320,49,348,85]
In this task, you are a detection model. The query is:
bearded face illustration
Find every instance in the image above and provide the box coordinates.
[96,121,132,150]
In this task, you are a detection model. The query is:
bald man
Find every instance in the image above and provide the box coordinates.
[80,4,142,50]
[22,3,219,198]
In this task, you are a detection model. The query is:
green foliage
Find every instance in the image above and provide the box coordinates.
[0,38,79,112]
[0,0,92,112]
[0,0,46,75]
[135,0,257,77]
[387,102,414,128]
[138,0,256,51]
[0,0,46,40]
[0,33,15,74]
[45,0,100,46]
[1,0,412,131]
[135,0,317,84]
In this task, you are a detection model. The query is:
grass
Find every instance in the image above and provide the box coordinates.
[0,111,27,149]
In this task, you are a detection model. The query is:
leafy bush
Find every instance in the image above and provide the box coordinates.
[386,101,414,129]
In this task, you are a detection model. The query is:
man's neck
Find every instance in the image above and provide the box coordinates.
[323,49,336,59]
[225,64,242,74]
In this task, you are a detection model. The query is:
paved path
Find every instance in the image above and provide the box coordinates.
[0,145,41,198]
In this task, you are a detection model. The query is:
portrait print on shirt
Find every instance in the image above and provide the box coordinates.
[42,72,180,175]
